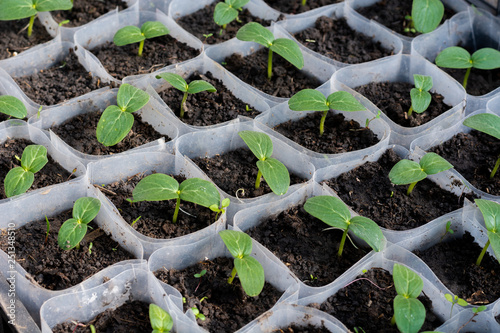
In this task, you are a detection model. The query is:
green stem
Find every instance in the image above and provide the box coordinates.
[407,181,418,195]
[319,110,328,136]
[255,169,262,189]
[138,39,145,57]
[391,314,396,326]
[180,92,188,118]
[27,15,36,37]
[267,48,273,80]
[172,197,180,223]
[227,266,237,284]
[462,67,471,90]
[407,106,414,117]
[490,155,500,179]
[337,228,348,257]
[476,239,490,266]
[302,0,307,5]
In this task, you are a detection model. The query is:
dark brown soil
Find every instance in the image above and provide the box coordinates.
[51,0,127,27]
[429,130,500,196]
[0,209,134,291]
[191,148,308,198]
[293,16,394,64]
[176,3,273,45]
[308,267,443,332]
[52,300,152,333]
[264,0,342,15]
[323,149,474,230]
[222,48,323,98]
[0,18,53,60]
[158,71,260,126]
[271,325,331,332]
[246,204,369,287]
[442,67,500,96]
[90,36,200,81]
[354,81,451,128]
[355,0,456,37]
[50,110,166,156]
[0,138,75,200]
[272,111,379,154]
[413,231,500,305]
[13,48,111,106]
[96,173,218,239]
[155,256,283,333]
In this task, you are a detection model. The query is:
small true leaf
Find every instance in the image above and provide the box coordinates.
[256,158,290,195]
[0,96,27,119]
[219,229,252,258]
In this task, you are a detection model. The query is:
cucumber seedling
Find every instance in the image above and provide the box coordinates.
[0,96,28,119]
[156,73,216,118]
[58,197,101,250]
[474,199,500,266]
[210,197,230,221]
[113,21,169,56]
[408,74,433,117]
[238,130,290,195]
[288,89,366,136]
[219,229,265,297]
[404,0,444,34]
[304,195,386,257]
[149,304,173,333]
[236,22,304,80]
[388,152,453,195]
[213,0,249,30]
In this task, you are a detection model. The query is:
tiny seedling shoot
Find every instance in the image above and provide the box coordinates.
[219,229,265,297]
[288,89,366,136]
[210,197,230,221]
[0,96,28,119]
[391,263,426,333]
[238,130,290,195]
[474,199,500,266]
[388,152,453,195]
[149,304,173,333]
[463,112,500,178]
[435,46,500,90]
[213,0,249,29]
[0,0,73,37]
[128,174,221,223]
[155,73,216,118]
[408,74,433,117]
[113,21,169,56]
[304,195,385,257]
[4,145,48,198]
[444,293,467,319]
[236,22,304,80]
[405,0,444,34]
[57,197,101,250]
[96,84,150,147]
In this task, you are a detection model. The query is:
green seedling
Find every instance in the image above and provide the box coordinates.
[439,220,454,242]
[435,46,500,90]
[90,324,96,333]
[113,21,169,56]
[57,197,101,250]
[44,216,50,245]
[444,293,467,319]
[213,0,249,29]
[408,74,433,117]
[0,0,73,37]
[96,84,150,146]
[302,0,307,5]
[58,19,70,27]
[304,195,385,257]
[155,73,216,118]
[0,96,27,119]
[149,304,173,333]
[474,199,500,266]
[238,131,290,195]
[88,242,93,255]
[404,0,444,34]
[236,22,304,80]
[391,263,426,333]
[219,229,265,297]
[388,152,453,195]
[210,198,230,221]
[463,113,500,178]
[365,110,381,129]
[4,145,48,198]
[191,307,206,321]
[288,89,366,136]
[131,216,141,226]
[194,269,206,278]
[128,174,221,223]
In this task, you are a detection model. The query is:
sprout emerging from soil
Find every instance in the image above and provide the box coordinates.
[113,21,170,56]
[213,0,249,30]
[408,74,433,117]
[0,96,28,119]
[474,199,500,266]
[4,145,48,198]
[156,73,216,118]
[236,22,304,80]
[404,0,444,34]
[210,198,230,221]
[444,293,467,319]
[149,304,173,333]
[288,89,366,136]
[58,197,101,250]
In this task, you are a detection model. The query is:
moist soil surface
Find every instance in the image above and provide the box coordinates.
[355,0,456,37]
[413,231,500,305]
[13,48,112,106]
[158,71,260,126]
[0,138,74,200]
[176,3,273,45]
[443,67,500,96]
[97,173,218,239]
[51,110,166,156]
[155,256,283,333]
[0,209,134,291]
[293,16,394,64]
[429,130,500,196]
[309,267,443,332]
[272,111,379,154]
[52,300,152,333]
[91,36,200,80]
[246,204,369,287]
[222,48,323,98]
[323,149,473,230]
[51,0,127,27]
[191,148,308,199]
[264,0,342,14]
[0,18,53,60]
[354,81,452,128]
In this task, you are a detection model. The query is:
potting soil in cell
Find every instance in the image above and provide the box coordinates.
[264,0,341,14]
[0,18,52,60]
